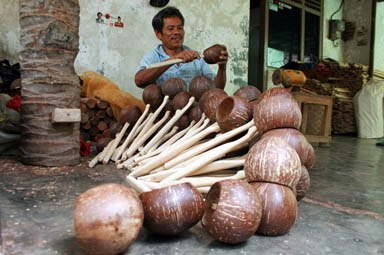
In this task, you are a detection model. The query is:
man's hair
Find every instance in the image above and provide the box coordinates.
[152,6,184,33]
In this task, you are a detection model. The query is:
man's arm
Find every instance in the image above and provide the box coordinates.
[135,49,200,88]
[135,65,170,88]
[213,46,228,89]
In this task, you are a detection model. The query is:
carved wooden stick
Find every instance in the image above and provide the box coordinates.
[139,156,245,182]
[140,97,195,154]
[139,96,169,135]
[102,122,130,164]
[151,120,195,154]
[121,112,154,160]
[164,121,253,169]
[129,122,221,177]
[126,175,151,193]
[125,111,171,158]
[113,104,150,161]
[139,125,178,156]
[161,126,257,182]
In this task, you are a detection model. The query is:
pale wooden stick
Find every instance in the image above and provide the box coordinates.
[183,113,206,136]
[150,171,245,189]
[164,121,254,169]
[129,122,221,177]
[125,111,171,158]
[161,126,257,182]
[97,138,115,161]
[113,104,150,161]
[122,112,154,160]
[139,126,178,156]
[126,176,151,193]
[140,156,245,182]
[150,120,196,155]
[197,186,211,193]
[102,122,130,164]
[139,96,169,135]
[140,97,195,154]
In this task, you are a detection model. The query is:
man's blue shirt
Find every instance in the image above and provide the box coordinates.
[136,44,215,88]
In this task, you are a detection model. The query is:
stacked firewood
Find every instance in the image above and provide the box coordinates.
[328,62,369,134]
[80,98,120,150]
[302,61,369,134]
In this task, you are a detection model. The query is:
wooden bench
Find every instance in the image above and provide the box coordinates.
[292,92,333,145]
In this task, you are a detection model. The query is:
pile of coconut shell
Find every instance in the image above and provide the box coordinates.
[86,77,315,248]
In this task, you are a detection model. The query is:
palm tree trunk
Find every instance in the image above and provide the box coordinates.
[19,0,80,166]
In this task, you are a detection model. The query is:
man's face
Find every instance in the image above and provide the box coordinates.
[156,16,184,50]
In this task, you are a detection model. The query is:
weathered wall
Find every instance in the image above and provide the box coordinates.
[374,2,384,71]
[343,0,372,65]
[0,0,20,64]
[0,0,249,97]
[322,0,344,62]
[75,0,250,97]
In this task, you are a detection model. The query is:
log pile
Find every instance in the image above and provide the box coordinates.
[80,98,120,150]
[303,61,369,134]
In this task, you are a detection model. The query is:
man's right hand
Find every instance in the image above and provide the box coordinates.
[172,50,200,63]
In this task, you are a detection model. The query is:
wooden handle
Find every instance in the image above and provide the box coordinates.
[146,58,184,69]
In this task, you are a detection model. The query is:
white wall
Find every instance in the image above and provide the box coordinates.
[343,0,372,65]
[374,2,384,71]
[75,0,250,98]
[322,0,344,61]
[0,0,249,98]
[0,0,20,64]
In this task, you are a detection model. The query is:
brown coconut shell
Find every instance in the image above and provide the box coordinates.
[202,179,262,244]
[172,91,191,110]
[245,136,302,190]
[250,182,298,236]
[119,105,142,125]
[142,83,163,112]
[162,77,187,98]
[174,114,191,130]
[139,182,205,236]
[189,104,203,122]
[203,44,226,64]
[260,128,316,169]
[74,183,144,255]
[296,165,310,201]
[189,75,215,101]
[253,88,302,133]
[216,96,252,133]
[199,88,228,122]
[233,85,262,102]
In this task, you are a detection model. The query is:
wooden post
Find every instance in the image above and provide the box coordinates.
[19,0,80,166]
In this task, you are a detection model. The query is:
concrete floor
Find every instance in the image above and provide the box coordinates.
[0,136,383,255]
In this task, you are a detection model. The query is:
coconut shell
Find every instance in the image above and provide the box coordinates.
[162,78,187,98]
[202,179,262,244]
[142,84,163,112]
[260,128,316,169]
[119,105,142,125]
[203,44,226,64]
[253,88,302,133]
[74,183,144,255]
[233,85,262,102]
[189,76,215,101]
[189,104,203,122]
[139,182,204,236]
[172,91,191,110]
[296,165,310,201]
[174,114,191,130]
[245,136,302,189]
[216,96,252,133]
[198,88,228,122]
[250,182,298,236]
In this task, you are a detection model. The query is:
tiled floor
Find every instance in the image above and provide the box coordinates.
[1,136,383,255]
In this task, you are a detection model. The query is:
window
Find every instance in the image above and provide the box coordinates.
[267,0,322,67]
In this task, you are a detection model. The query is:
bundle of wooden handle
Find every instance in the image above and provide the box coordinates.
[89,95,257,193]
